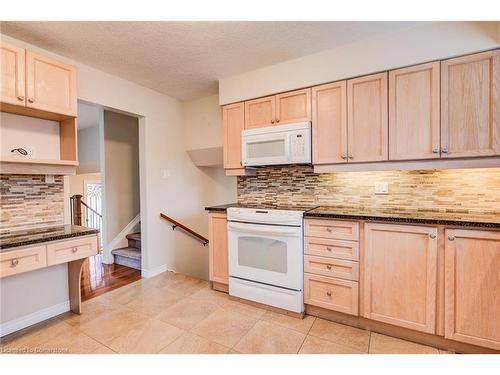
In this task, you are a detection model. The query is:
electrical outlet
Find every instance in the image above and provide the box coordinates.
[45,175,55,183]
[374,181,389,195]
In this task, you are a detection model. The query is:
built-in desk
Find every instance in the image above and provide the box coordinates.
[0,225,99,314]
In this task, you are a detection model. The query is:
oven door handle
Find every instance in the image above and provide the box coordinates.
[228,221,301,237]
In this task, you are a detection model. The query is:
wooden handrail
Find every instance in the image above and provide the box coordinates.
[160,213,209,246]
[80,199,102,218]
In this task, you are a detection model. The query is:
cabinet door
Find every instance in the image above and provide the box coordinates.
[223,102,245,169]
[389,62,440,160]
[347,72,388,162]
[363,223,438,333]
[441,50,500,157]
[312,81,347,164]
[244,95,275,129]
[445,229,500,350]
[208,212,229,285]
[26,50,77,116]
[275,88,311,125]
[0,42,25,106]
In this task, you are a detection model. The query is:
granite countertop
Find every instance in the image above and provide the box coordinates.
[305,206,500,229]
[0,225,99,251]
[205,203,499,229]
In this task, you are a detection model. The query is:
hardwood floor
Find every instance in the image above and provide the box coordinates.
[81,254,141,301]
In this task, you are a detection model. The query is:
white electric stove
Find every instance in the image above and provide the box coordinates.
[227,206,316,313]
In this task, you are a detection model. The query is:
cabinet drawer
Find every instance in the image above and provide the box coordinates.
[0,245,47,278]
[47,236,98,266]
[304,255,359,281]
[304,237,359,261]
[305,219,359,241]
[304,273,359,316]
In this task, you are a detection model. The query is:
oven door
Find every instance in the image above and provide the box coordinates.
[228,221,303,291]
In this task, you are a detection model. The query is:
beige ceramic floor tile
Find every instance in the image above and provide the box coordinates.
[156,297,220,330]
[159,332,230,354]
[234,320,306,354]
[308,318,370,352]
[166,276,209,297]
[189,287,230,306]
[140,271,186,289]
[0,319,73,353]
[299,335,364,354]
[38,328,106,354]
[125,287,185,317]
[102,282,148,306]
[221,299,267,319]
[106,318,184,354]
[191,307,258,348]
[261,311,316,334]
[63,297,122,328]
[369,333,439,354]
[77,306,146,345]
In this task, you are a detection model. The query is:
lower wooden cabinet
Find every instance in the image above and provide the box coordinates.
[208,212,229,285]
[47,236,98,266]
[0,245,47,278]
[362,223,438,334]
[444,229,500,350]
[304,273,359,316]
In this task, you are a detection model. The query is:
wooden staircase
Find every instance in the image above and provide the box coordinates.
[111,232,141,270]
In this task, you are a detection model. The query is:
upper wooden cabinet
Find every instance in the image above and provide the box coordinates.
[0,42,25,106]
[208,212,229,285]
[245,95,275,129]
[244,89,311,129]
[312,81,347,164]
[347,72,388,163]
[26,51,77,117]
[363,223,438,334]
[441,50,500,158]
[223,102,245,169]
[275,88,311,125]
[444,229,500,350]
[389,62,441,160]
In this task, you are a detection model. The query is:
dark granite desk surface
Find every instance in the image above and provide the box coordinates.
[0,225,99,251]
[205,203,499,229]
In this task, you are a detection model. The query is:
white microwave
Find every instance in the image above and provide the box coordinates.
[242,122,311,167]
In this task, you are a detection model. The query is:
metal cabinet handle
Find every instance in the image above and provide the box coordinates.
[326,247,332,251]
[276,118,280,123]
[348,155,354,160]
[72,247,78,253]
[448,235,455,241]
[326,228,332,233]
[11,259,19,267]
[429,233,436,239]
[28,98,34,103]
[326,290,332,297]
[432,148,439,154]
[270,119,275,124]
[17,96,25,101]
[326,265,332,270]
[341,154,347,160]
[441,147,448,154]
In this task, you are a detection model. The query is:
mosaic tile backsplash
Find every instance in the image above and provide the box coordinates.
[0,175,65,234]
[237,166,500,216]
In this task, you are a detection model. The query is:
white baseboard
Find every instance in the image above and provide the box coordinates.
[0,300,70,337]
[141,264,170,278]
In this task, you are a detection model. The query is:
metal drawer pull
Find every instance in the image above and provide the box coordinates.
[28,98,35,103]
[17,95,24,101]
[72,247,78,253]
[441,147,448,154]
[326,290,332,297]
[326,265,332,270]
[448,235,455,241]
[11,259,19,267]
[326,228,332,233]
[432,148,439,153]
[429,233,436,239]
[326,247,332,251]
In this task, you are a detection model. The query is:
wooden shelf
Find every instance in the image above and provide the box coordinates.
[1,157,78,166]
[0,158,78,175]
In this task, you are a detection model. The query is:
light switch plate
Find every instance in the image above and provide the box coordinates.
[374,182,389,195]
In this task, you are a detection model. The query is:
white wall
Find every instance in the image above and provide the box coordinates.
[219,21,500,104]
[77,126,100,174]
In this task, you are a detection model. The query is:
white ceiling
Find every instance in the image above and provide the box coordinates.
[1,21,422,100]
[77,101,100,129]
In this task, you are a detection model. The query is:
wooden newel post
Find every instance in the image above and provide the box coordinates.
[72,194,83,225]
